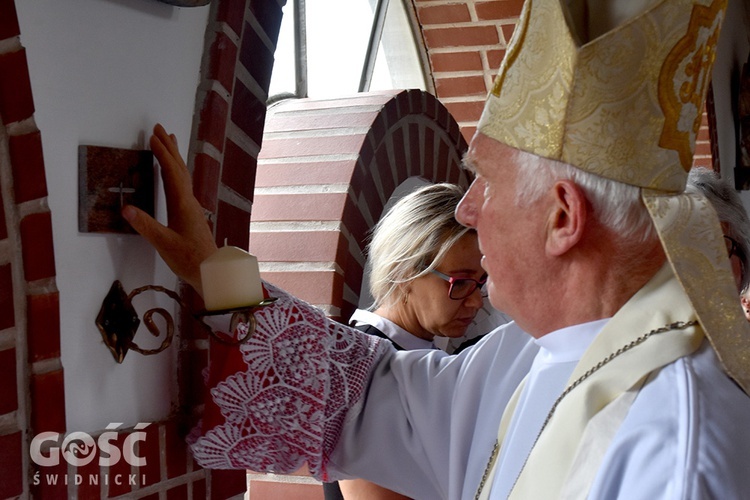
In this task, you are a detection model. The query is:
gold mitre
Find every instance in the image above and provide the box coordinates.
[480,0,750,394]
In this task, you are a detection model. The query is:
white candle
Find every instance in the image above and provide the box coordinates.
[200,245,264,311]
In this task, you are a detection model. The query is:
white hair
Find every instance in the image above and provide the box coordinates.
[513,150,657,243]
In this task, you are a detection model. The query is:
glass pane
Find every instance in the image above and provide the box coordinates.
[306,0,375,98]
[370,0,427,92]
[268,1,296,99]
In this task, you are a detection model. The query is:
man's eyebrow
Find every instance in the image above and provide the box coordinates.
[461,153,477,174]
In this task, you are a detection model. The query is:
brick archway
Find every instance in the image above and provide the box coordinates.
[251,89,470,323]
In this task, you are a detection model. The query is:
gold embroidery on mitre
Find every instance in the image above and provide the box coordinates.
[658,0,727,171]
[478,0,726,193]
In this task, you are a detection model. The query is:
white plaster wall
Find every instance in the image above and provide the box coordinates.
[16,0,209,432]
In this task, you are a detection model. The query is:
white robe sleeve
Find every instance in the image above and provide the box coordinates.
[191,282,538,499]
[327,322,538,500]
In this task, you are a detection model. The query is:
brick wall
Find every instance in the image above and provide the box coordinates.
[0,0,59,496]
[0,0,282,497]
[412,0,524,141]
[253,89,469,320]
[408,0,713,165]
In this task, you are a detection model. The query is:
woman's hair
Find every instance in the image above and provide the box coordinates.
[686,167,750,292]
[368,182,471,308]
[513,149,657,244]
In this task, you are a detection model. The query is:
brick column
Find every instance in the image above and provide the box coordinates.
[410,0,524,141]
[0,1,61,497]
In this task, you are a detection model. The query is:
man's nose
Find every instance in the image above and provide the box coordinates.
[455,182,478,227]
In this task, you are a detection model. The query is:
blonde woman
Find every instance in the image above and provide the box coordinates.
[324,183,486,500]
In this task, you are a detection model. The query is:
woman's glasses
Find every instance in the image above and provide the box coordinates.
[429,269,487,300]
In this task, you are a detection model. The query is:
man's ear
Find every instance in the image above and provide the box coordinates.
[545,180,587,256]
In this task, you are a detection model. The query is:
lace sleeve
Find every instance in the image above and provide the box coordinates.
[190,282,389,480]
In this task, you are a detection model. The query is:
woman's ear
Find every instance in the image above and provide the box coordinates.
[545,180,587,256]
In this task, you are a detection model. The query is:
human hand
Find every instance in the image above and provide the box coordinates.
[122,123,218,295]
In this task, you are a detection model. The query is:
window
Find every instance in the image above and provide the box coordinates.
[269,0,427,101]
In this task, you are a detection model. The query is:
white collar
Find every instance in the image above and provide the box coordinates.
[350,308,436,350]
[533,318,611,363]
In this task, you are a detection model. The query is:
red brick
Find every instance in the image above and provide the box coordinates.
[436,138,451,180]
[694,157,712,169]
[0,189,6,240]
[0,0,20,40]
[193,478,207,498]
[27,292,61,362]
[407,122,422,184]
[192,152,221,214]
[106,433,131,497]
[444,100,486,123]
[215,201,250,250]
[0,49,34,125]
[168,484,188,500]
[430,51,483,73]
[210,469,246,499]
[461,125,477,143]
[9,130,47,203]
[475,0,524,20]
[165,419,187,479]
[197,90,229,152]
[20,211,56,282]
[74,446,101,500]
[252,192,347,223]
[222,139,256,202]
[231,80,267,147]
[0,264,14,331]
[263,110,381,134]
[260,270,343,307]
[179,348,207,409]
[32,460,67,499]
[435,75,487,98]
[259,133,367,159]
[487,49,506,69]
[138,424,161,486]
[351,162,384,225]
[501,23,518,44]
[249,230,345,263]
[0,348,17,415]
[417,3,471,25]
[390,123,407,175]
[694,141,712,157]
[255,160,357,187]
[30,370,65,433]
[207,31,238,93]
[216,0,246,38]
[248,480,324,500]
[423,127,436,177]
[239,21,275,93]
[249,0,284,45]
[374,143,396,196]
[423,25,499,49]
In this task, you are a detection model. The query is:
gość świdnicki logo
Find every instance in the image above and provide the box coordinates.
[30,423,150,488]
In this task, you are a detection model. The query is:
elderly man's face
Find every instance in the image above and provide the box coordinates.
[455,134,548,331]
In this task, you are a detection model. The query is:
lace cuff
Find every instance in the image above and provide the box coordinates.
[190,282,388,479]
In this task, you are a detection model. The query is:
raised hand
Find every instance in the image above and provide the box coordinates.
[122,123,218,295]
